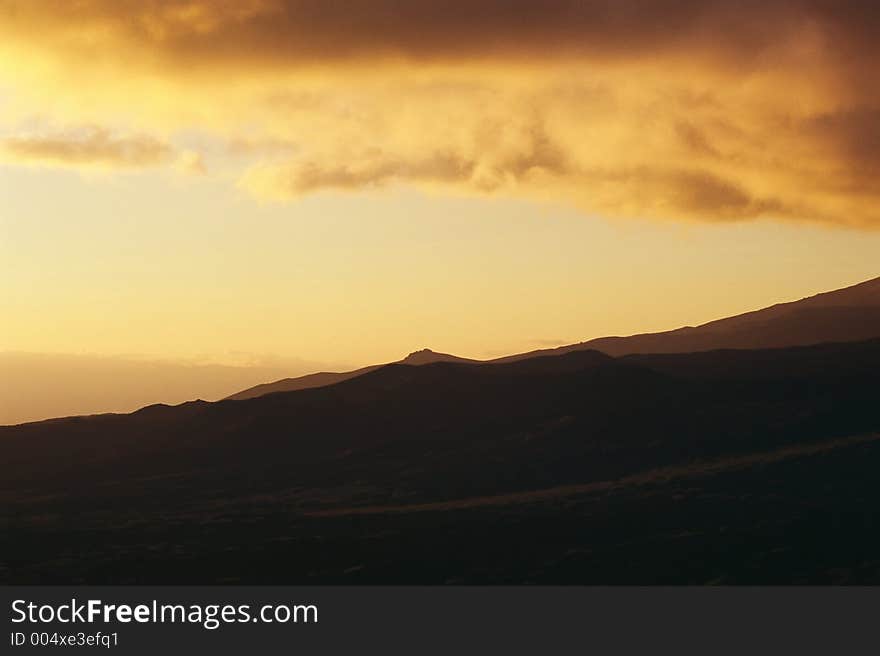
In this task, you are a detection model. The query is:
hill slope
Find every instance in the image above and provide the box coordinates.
[3,340,880,583]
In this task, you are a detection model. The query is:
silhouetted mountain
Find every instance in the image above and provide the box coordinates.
[399,348,477,366]
[225,364,384,401]
[226,349,477,401]
[500,274,880,360]
[3,339,880,583]
[226,275,880,400]
[624,339,880,379]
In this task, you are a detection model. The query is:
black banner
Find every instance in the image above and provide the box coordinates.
[2,586,877,655]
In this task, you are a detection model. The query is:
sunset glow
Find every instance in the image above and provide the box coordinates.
[2,0,879,423]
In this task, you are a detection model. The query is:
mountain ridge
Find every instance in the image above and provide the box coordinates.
[226,274,880,400]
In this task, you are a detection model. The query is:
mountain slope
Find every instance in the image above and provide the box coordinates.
[225,275,880,400]
[225,364,384,401]
[4,340,880,583]
[494,274,880,360]
[4,341,879,500]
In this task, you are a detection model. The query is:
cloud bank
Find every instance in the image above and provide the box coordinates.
[0,127,172,169]
[0,0,878,227]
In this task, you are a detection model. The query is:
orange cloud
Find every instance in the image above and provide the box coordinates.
[1,1,874,72]
[0,1,878,227]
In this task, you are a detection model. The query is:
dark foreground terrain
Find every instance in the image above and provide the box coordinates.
[3,340,880,584]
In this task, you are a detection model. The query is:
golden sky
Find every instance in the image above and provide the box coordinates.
[2,1,880,422]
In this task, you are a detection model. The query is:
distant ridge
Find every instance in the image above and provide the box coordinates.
[226,349,476,401]
[549,273,880,358]
[227,275,880,400]
[399,348,478,366]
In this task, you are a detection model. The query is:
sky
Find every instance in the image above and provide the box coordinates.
[2,1,880,423]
